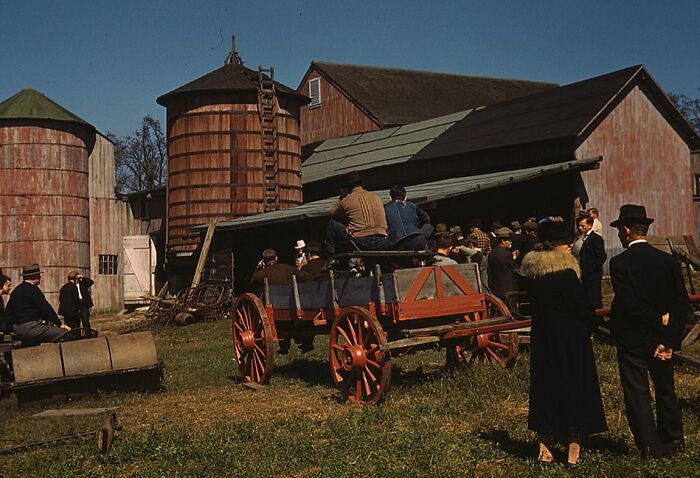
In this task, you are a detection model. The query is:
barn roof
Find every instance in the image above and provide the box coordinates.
[415,64,700,161]
[305,61,558,126]
[302,65,700,187]
[157,62,309,106]
[0,88,92,128]
[199,157,601,232]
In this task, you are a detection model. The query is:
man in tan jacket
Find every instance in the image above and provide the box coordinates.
[325,171,388,255]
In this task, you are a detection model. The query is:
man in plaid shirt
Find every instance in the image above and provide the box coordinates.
[469,219,491,255]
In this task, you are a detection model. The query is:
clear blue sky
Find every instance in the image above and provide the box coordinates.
[2,0,698,137]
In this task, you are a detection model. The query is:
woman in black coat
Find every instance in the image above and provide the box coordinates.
[520,220,607,464]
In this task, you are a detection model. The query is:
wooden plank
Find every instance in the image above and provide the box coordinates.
[31,407,118,419]
[380,336,439,351]
[681,323,700,347]
[191,219,217,288]
[402,316,511,337]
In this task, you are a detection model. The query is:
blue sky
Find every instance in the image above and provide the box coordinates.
[2,0,698,137]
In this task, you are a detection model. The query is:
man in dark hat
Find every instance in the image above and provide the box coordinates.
[487,227,519,300]
[251,249,311,288]
[325,171,388,255]
[6,264,69,344]
[609,204,688,458]
[58,270,95,330]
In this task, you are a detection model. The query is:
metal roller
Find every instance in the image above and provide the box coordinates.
[107,332,158,370]
[12,344,64,383]
[61,337,112,376]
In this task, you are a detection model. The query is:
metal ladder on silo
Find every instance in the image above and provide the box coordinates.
[258,66,279,212]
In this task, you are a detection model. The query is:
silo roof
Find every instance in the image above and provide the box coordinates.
[0,88,93,128]
[157,62,310,106]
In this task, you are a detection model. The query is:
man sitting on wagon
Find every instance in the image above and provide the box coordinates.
[384,184,433,251]
[325,171,389,256]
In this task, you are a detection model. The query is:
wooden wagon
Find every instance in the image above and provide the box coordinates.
[232,261,531,404]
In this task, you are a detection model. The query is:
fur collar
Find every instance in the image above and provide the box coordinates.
[521,250,581,279]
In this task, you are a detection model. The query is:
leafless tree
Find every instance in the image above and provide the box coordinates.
[669,89,700,134]
[108,115,168,193]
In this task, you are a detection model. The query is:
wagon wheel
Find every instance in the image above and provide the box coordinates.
[232,293,274,384]
[329,307,391,404]
[446,294,518,368]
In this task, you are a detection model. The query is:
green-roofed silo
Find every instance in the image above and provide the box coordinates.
[0,88,95,307]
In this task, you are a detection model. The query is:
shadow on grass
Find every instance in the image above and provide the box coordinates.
[478,429,534,459]
[273,358,335,387]
[478,429,630,460]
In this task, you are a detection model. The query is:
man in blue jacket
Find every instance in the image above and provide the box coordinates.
[384,185,433,250]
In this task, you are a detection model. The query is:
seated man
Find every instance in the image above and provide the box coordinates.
[6,264,70,344]
[384,184,433,251]
[251,249,311,288]
[301,242,330,280]
[325,171,388,255]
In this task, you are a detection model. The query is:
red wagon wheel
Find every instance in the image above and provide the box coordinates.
[446,294,518,368]
[232,293,274,384]
[329,307,391,404]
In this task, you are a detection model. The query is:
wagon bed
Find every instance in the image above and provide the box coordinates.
[232,262,531,404]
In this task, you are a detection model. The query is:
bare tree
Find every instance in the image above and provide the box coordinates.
[108,115,168,193]
[669,89,700,134]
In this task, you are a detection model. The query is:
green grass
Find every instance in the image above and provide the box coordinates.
[1,319,699,477]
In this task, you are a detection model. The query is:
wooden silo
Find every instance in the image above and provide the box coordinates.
[157,54,310,265]
[0,88,94,307]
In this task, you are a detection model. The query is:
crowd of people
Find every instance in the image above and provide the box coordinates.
[250,169,689,464]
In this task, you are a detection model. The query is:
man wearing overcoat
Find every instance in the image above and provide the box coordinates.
[58,271,94,330]
[577,215,607,308]
[609,204,688,458]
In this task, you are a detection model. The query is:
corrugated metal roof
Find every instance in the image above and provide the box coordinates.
[308,61,558,126]
[0,88,92,127]
[200,157,601,232]
[302,110,472,183]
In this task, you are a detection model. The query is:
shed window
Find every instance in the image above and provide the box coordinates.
[98,254,118,275]
[695,174,700,198]
[309,78,321,108]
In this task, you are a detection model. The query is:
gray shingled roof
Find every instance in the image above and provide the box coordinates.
[308,61,558,126]
[302,109,472,184]
[199,157,601,232]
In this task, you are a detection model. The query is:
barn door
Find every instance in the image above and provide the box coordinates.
[123,235,155,303]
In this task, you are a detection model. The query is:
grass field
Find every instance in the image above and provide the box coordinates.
[1,316,699,477]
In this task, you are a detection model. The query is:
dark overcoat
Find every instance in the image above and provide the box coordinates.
[487,246,519,298]
[521,250,607,437]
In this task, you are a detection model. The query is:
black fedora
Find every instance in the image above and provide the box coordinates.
[538,220,572,244]
[610,204,654,228]
[21,264,42,279]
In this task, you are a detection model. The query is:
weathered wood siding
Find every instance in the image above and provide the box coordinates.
[692,150,700,240]
[577,86,694,258]
[166,94,302,255]
[298,68,381,146]
[0,122,92,308]
[88,133,131,311]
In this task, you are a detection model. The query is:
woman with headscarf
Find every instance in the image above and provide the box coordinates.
[520,220,607,464]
